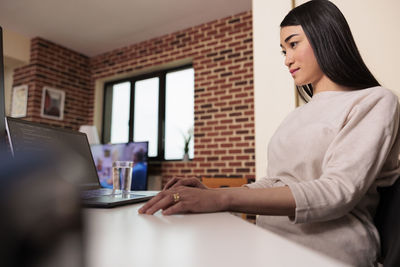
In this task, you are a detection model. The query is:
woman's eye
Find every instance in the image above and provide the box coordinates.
[290,42,298,48]
[281,50,286,56]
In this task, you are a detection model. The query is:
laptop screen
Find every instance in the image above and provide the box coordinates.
[5,117,101,190]
[90,142,148,190]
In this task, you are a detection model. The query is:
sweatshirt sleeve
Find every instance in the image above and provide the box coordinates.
[245,177,281,188]
[288,91,400,224]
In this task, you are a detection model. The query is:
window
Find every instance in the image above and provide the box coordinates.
[165,68,194,160]
[110,82,130,144]
[102,65,194,161]
[133,78,159,157]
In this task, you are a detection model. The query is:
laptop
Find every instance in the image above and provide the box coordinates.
[5,116,156,207]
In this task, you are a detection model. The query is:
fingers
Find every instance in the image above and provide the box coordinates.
[162,201,185,215]
[138,191,166,214]
[163,177,180,190]
[182,178,207,189]
[138,192,171,215]
[163,176,205,190]
[164,177,207,190]
[143,194,174,215]
[139,183,206,215]
[139,190,180,215]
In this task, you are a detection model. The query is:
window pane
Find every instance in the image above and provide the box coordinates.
[133,78,159,157]
[110,82,130,144]
[165,68,194,160]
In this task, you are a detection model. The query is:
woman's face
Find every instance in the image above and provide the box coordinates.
[280,26,324,87]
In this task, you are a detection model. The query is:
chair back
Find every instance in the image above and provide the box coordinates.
[374,176,400,267]
[201,177,248,188]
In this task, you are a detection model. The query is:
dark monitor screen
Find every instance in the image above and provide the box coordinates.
[90,142,148,190]
[0,27,7,152]
[5,117,101,190]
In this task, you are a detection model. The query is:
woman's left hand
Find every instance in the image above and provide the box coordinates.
[138,186,226,215]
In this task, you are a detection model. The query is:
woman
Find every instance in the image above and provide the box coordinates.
[139,1,400,266]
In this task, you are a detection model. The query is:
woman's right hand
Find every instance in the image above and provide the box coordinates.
[163,177,208,191]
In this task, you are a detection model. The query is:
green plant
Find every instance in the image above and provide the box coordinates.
[183,127,194,155]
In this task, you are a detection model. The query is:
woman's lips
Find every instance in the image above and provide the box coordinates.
[290,68,300,75]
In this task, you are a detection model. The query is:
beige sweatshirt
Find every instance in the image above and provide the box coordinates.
[247,86,400,267]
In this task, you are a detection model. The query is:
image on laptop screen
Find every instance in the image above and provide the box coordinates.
[90,142,148,190]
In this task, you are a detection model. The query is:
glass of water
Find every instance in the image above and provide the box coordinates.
[112,161,134,195]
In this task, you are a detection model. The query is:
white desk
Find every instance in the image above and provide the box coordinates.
[84,203,349,267]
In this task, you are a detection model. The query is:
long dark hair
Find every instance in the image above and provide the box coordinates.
[280,0,380,102]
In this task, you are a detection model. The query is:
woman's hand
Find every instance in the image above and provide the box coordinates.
[138,186,226,215]
[163,177,208,190]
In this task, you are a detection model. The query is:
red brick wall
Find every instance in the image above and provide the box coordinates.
[91,11,255,185]
[13,38,92,129]
[12,11,255,185]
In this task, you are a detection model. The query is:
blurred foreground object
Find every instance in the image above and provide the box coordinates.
[0,151,84,267]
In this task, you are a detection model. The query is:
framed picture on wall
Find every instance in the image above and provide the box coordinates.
[40,86,65,120]
[10,85,28,118]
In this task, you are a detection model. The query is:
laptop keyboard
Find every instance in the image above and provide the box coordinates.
[81,188,114,199]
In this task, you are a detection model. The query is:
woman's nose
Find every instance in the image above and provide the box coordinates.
[285,52,294,67]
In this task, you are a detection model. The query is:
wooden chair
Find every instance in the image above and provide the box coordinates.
[201,177,251,221]
[201,177,248,188]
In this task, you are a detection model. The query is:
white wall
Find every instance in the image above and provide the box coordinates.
[4,66,14,115]
[3,29,30,64]
[252,0,295,179]
[253,0,400,179]
[3,28,31,115]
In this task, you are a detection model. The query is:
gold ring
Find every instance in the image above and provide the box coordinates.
[173,193,180,203]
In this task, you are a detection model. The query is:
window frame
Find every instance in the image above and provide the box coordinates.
[102,63,194,161]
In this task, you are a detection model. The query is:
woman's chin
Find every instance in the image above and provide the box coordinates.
[294,81,310,87]
[295,82,305,87]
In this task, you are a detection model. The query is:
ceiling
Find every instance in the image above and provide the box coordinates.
[0,0,252,57]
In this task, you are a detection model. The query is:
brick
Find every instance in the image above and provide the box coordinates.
[236,118,249,123]
[236,168,250,173]
[214,137,227,142]
[206,143,218,149]
[221,143,234,148]
[215,125,227,131]
[200,163,212,167]
[236,142,250,147]
[245,162,255,167]
[229,137,241,142]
